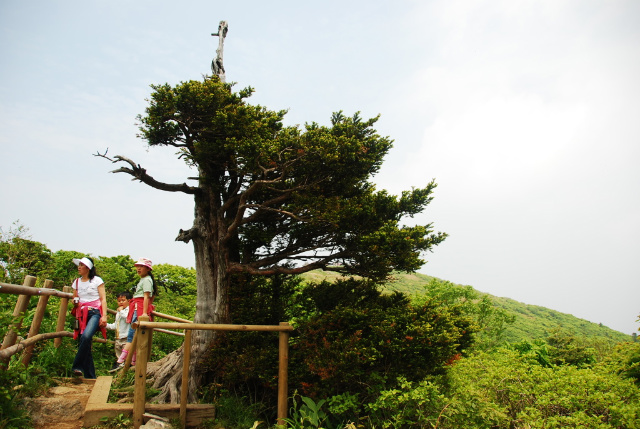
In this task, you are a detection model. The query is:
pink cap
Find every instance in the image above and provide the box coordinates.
[134,257,153,270]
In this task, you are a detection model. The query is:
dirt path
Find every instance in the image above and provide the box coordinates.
[24,378,94,429]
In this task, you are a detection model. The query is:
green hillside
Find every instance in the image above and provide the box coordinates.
[300,270,632,344]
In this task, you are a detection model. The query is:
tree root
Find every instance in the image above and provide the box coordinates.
[146,349,184,404]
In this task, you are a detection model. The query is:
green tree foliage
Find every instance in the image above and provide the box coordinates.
[39,250,85,289]
[0,222,51,285]
[225,273,302,325]
[106,75,446,315]
[622,347,640,385]
[102,76,447,400]
[153,263,197,295]
[95,255,138,296]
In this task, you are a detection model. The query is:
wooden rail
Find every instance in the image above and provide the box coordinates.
[2,277,295,428]
[0,281,73,297]
[1,276,38,366]
[132,317,294,429]
[0,279,185,364]
[0,331,74,360]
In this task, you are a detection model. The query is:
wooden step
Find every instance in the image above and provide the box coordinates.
[84,376,215,427]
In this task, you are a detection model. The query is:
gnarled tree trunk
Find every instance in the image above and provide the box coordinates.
[149,190,230,403]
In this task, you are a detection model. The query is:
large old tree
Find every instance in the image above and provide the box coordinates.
[99,76,447,402]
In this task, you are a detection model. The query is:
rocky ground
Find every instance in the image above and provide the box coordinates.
[22,377,173,429]
[23,378,93,429]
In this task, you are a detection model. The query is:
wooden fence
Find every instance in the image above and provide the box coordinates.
[130,316,293,428]
[0,276,182,364]
[0,276,294,428]
[1,275,79,366]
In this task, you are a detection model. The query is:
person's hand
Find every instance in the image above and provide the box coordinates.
[99,316,107,328]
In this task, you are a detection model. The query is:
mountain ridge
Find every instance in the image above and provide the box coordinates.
[300,270,631,343]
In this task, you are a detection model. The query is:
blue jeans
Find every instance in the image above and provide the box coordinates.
[127,310,138,343]
[72,308,100,379]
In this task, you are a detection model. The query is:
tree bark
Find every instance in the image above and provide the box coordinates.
[149,188,230,403]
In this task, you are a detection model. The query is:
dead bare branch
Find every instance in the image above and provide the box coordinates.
[94,150,199,195]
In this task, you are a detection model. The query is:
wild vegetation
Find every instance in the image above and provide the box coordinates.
[360,271,631,344]
[1,224,639,428]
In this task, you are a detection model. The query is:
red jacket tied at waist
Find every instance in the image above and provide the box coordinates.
[71,301,107,340]
[126,297,155,324]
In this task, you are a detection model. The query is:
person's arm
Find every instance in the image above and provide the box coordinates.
[141,291,151,317]
[72,279,79,305]
[98,283,108,328]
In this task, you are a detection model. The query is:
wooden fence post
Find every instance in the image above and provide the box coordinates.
[1,275,36,366]
[21,279,53,366]
[277,322,290,426]
[54,286,73,348]
[147,324,154,362]
[133,315,151,429]
[180,329,192,428]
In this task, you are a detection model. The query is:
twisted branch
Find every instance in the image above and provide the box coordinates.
[94,149,199,195]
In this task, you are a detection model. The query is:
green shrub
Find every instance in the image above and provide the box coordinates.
[600,341,640,385]
[199,277,477,424]
[0,364,34,429]
[290,279,476,402]
[212,392,264,429]
[366,377,447,429]
[440,349,640,429]
[326,392,359,420]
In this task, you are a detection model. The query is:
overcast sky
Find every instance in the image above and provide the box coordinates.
[1,0,638,335]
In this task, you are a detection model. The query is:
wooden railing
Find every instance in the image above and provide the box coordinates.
[131,316,294,428]
[1,275,78,366]
[1,276,295,427]
[0,276,184,364]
